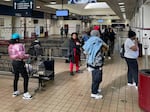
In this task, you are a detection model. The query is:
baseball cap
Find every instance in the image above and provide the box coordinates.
[11,33,21,39]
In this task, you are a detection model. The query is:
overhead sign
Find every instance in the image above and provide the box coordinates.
[68,0,97,4]
[13,0,33,17]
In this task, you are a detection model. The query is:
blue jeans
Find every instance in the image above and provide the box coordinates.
[125,58,138,86]
[91,69,102,94]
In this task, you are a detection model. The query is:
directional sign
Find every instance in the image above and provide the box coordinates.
[13,0,33,17]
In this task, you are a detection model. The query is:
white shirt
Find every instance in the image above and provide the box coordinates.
[124,38,139,59]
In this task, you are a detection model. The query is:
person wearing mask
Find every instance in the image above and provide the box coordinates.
[69,32,81,76]
[124,30,139,89]
[83,30,108,99]
[8,33,32,99]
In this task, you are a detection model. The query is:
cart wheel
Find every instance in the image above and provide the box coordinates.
[51,77,54,80]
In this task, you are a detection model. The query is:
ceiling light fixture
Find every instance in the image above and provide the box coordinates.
[120,7,125,10]
[123,13,126,19]
[84,2,109,9]
[50,1,56,5]
[36,6,41,9]
[4,0,11,1]
[118,2,125,5]
[120,6,125,8]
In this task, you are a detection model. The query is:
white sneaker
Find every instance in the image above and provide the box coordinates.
[135,86,138,90]
[132,82,136,86]
[127,83,136,86]
[22,92,32,100]
[91,94,103,99]
[12,91,20,97]
[108,57,111,60]
[98,89,101,93]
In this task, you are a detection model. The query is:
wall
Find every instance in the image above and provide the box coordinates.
[143,5,150,53]
[131,4,150,55]
[48,20,82,35]
[61,20,82,34]
[0,15,12,40]
[91,19,111,27]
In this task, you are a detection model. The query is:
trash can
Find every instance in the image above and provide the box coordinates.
[139,69,150,112]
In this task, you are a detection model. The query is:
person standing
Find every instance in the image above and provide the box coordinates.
[81,31,89,46]
[8,33,32,99]
[69,32,81,75]
[83,30,108,99]
[124,30,139,89]
[108,28,116,56]
[60,27,64,39]
[64,26,69,38]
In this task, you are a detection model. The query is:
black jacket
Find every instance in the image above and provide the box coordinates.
[69,38,81,62]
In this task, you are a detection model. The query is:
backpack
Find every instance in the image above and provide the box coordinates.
[28,44,43,56]
[120,44,125,58]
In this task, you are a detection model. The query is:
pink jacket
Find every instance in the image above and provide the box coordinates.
[8,43,29,60]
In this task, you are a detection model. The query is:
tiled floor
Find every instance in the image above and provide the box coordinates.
[0,32,146,112]
[0,54,145,112]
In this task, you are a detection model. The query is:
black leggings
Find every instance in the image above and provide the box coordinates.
[12,60,29,93]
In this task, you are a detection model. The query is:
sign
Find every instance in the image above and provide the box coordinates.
[68,0,97,4]
[13,0,33,17]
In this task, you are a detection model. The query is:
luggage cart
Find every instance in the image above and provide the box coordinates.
[27,56,54,92]
[0,59,12,73]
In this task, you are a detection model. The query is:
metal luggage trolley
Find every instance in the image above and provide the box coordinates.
[27,56,54,92]
[0,59,12,73]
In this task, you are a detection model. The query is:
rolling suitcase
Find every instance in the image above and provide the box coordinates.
[43,59,55,80]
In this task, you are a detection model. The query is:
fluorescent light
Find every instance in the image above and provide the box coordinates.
[4,0,11,1]
[50,1,56,5]
[84,2,109,9]
[118,2,125,5]
[36,6,41,9]
[121,8,125,10]
[120,6,125,8]
[123,13,126,19]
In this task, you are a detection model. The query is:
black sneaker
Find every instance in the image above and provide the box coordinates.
[70,72,74,76]
[76,70,82,73]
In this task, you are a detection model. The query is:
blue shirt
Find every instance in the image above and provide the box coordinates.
[83,36,103,65]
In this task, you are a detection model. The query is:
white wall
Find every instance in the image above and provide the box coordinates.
[48,20,82,35]
[91,19,112,26]
[0,15,12,40]
[13,17,25,38]
[0,16,84,39]
[63,20,82,34]
[131,4,150,55]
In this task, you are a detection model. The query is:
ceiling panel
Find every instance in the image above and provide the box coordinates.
[0,0,139,20]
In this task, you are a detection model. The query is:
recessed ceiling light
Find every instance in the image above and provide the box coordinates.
[118,2,125,5]
[84,2,109,9]
[50,1,56,5]
[36,6,41,9]
[120,6,125,8]
[120,7,125,10]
